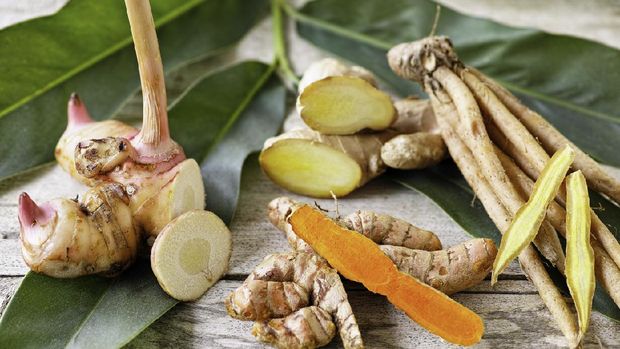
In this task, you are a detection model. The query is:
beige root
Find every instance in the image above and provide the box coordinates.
[269,197,496,295]
[426,82,579,348]
[226,252,363,349]
[381,238,497,295]
[252,306,336,349]
[380,132,446,170]
[482,96,620,270]
[18,183,139,278]
[471,68,620,206]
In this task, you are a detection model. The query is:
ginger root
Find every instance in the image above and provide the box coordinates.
[297,58,395,135]
[288,204,484,346]
[18,183,139,278]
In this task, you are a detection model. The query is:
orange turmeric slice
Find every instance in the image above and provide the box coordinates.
[289,204,484,346]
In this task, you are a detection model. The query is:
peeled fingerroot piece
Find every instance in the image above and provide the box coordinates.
[492,146,575,284]
[151,210,231,301]
[565,171,595,341]
[298,76,396,135]
[252,306,336,349]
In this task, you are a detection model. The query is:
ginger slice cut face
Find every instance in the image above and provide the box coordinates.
[298,76,396,135]
[259,138,362,198]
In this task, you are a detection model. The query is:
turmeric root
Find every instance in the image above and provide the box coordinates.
[252,306,336,349]
[226,252,363,349]
[18,183,139,278]
[151,210,231,301]
[381,238,496,295]
[268,196,442,251]
[269,196,496,295]
[289,204,485,346]
[296,58,396,135]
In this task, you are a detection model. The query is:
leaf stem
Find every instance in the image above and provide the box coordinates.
[271,0,300,89]
[125,0,180,162]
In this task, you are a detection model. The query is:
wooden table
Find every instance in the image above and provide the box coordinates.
[1,157,619,348]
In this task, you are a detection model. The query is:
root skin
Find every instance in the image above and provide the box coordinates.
[226,280,309,320]
[381,238,496,295]
[342,209,442,251]
[227,251,363,349]
[390,97,438,134]
[427,85,578,348]
[380,132,446,170]
[18,184,139,278]
[472,68,620,206]
[252,306,336,349]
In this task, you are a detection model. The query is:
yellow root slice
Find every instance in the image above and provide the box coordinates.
[252,306,336,349]
[381,238,497,295]
[380,132,446,170]
[260,130,390,198]
[492,146,575,284]
[151,210,231,301]
[298,76,396,135]
[565,171,595,341]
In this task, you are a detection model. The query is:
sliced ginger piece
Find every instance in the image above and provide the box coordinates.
[260,138,362,198]
[298,76,396,135]
[151,210,231,301]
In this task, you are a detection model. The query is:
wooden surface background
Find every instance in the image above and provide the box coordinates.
[1,1,620,348]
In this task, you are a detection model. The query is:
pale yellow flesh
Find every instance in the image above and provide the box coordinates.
[299,76,395,135]
[492,145,575,284]
[151,210,231,301]
[259,139,362,198]
[171,159,206,218]
[565,171,594,340]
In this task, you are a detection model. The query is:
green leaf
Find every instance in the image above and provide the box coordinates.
[169,62,286,223]
[0,0,270,182]
[0,62,286,347]
[289,0,620,166]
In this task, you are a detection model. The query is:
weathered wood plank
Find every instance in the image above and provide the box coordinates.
[123,279,620,348]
